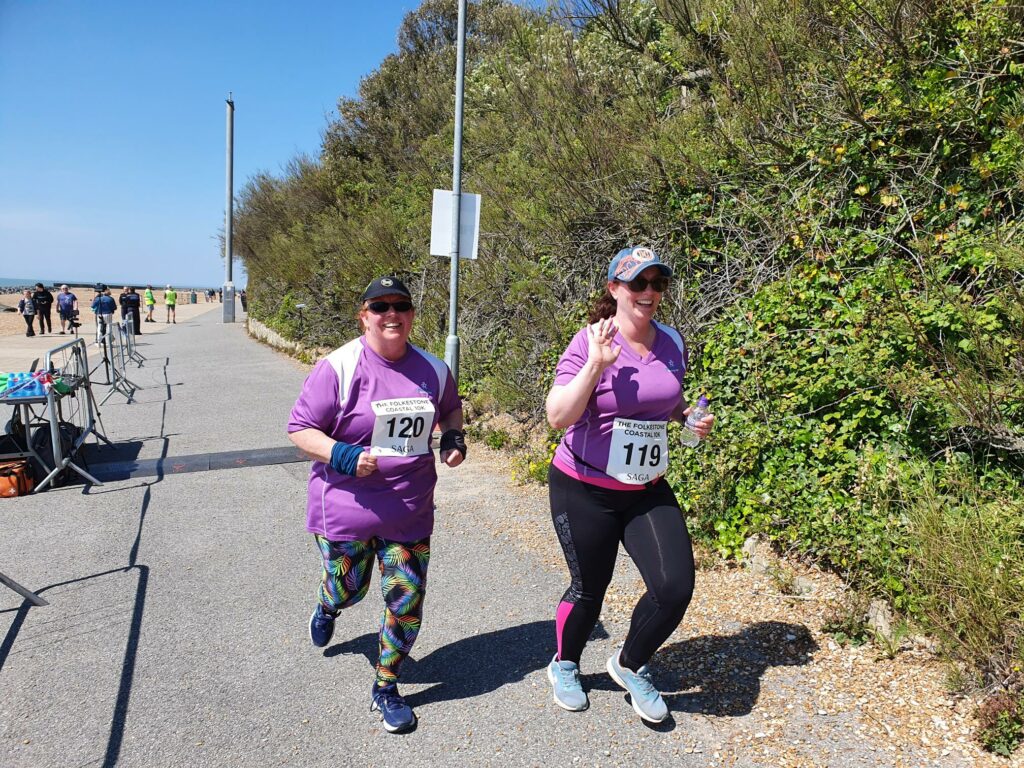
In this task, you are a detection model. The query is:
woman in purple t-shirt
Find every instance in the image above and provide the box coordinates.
[287,276,465,734]
[544,247,714,723]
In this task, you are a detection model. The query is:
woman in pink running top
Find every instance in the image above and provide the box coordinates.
[288,276,465,734]
[543,247,714,723]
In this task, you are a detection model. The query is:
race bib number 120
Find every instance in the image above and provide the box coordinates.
[370,398,436,457]
[605,418,668,485]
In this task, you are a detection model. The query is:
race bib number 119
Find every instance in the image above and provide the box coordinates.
[605,418,668,485]
[370,398,436,457]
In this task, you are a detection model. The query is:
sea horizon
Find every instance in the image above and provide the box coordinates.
[0,277,77,289]
[0,277,230,290]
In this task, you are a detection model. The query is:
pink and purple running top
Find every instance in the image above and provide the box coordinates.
[288,337,462,542]
[551,321,687,490]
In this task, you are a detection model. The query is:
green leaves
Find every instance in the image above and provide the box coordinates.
[668,242,1024,612]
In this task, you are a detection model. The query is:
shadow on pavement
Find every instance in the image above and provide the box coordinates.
[650,620,817,717]
[0,469,160,768]
[81,439,147,467]
[324,620,812,720]
[328,620,556,706]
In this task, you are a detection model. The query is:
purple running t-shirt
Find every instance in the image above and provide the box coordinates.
[288,337,462,542]
[551,321,687,491]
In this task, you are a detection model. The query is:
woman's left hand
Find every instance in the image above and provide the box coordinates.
[441,449,464,468]
[683,407,715,439]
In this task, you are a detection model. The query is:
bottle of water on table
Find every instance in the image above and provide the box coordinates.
[680,395,711,448]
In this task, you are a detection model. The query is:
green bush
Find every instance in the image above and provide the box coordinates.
[483,429,510,450]
[977,693,1024,757]
[904,461,1024,687]
[667,245,1024,613]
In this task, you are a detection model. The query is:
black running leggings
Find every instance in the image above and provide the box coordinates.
[549,463,695,671]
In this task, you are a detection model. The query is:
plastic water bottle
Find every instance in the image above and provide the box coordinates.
[680,395,711,448]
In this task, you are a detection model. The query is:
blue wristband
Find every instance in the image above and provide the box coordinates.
[329,441,364,476]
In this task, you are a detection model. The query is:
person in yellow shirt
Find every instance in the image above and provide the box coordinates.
[144,285,156,322]
[165,285,178,324]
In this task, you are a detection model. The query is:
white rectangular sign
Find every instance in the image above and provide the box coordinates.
[430,189,481,260]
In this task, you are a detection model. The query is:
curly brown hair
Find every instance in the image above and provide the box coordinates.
[587,290,617,323]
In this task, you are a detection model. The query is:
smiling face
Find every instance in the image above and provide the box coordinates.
[609,265,667,324]
[359,293,415,359]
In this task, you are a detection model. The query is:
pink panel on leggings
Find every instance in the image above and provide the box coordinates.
[555,601,574,659]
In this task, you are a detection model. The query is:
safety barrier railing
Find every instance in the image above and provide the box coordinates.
[0,337,119,604]
[91,320,138,405]
[0,571,48,606]
[39,337,109,489]
[121,311,145,367]
[1,337,109,493]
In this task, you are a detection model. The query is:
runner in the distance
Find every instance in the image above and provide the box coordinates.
[287,276,466,734]
[544,246,714,723]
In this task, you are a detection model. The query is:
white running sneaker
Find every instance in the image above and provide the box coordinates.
[606,651,668,723]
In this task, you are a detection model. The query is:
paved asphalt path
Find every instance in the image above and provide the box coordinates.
[0,310,960,767]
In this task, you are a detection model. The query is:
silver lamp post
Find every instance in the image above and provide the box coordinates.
[223,93,236,323]
[444,0,468,385]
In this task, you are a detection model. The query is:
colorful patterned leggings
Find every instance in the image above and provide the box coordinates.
[314,535,430,686]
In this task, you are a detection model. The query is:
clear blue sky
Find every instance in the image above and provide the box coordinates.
[0,2,416,287]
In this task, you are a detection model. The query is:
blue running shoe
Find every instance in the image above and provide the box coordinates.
[371,683,417,733]
[546,654,589,711]
[308,603,335,648]
[606,651,668,723]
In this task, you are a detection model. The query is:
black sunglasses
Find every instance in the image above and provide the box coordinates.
[366,300,414,314]
[618,275,670,293]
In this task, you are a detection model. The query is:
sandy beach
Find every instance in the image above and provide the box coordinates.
[0,286,237,372]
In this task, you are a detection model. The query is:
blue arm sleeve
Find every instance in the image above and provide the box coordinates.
[329,440,364,476]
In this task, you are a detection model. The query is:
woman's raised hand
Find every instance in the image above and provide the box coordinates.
[586,318,621,370]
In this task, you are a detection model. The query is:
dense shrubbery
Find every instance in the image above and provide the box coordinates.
[234,0,1024,737]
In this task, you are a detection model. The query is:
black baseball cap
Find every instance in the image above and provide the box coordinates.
[95,283,107,291]
[361,276,412,302]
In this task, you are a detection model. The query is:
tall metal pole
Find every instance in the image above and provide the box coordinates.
[444,0,468,384]
[223,93,236,323]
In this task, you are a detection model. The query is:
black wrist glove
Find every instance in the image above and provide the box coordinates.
[439,429,467,458]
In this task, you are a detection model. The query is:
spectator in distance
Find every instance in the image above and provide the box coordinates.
[91,284,117,339]
[123,287,142,335]
[144,285,156,322]
[56,285,78,334]
[165,285,177,323]
[18,289,36,337]
[31,282,54,335]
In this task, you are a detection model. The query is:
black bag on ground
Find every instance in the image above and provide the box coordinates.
[29,421,82,487]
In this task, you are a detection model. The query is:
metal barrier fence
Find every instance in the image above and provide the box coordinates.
[92,314,144,405]
[0,337,119,604]
[120,311,144,367]
[41,337,111,489]
[1,337,109,493]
